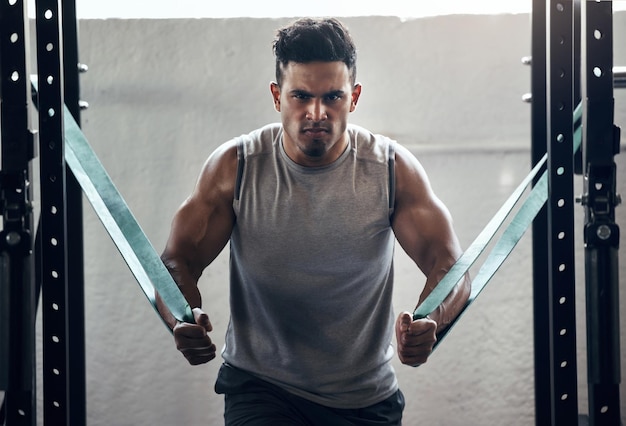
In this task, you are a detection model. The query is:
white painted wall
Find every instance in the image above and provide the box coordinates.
[30,13,626,425]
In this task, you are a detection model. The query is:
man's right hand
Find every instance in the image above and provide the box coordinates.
[173,307,216,365]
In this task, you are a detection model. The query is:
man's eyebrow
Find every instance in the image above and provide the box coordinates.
[289,89,313,96]
[325,90,346,97]
[288,89,346,96]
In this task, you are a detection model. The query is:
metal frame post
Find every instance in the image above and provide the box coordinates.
[581,1,621,424]
[60,0,87,422]
[530,1,553,424]
[546,1,579,424]
[574,0,583,175]
[35,0,87,423]
[0,0,37,424]
[34,0,73,424]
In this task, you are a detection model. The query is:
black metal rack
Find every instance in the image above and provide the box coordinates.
[581,1,621,424]
[530,1,622,425]
[1,0,85,425]
[35,0,86,424]
[546,1,579,424]
[0,0,36,424]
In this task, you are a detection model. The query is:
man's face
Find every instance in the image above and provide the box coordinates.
[270,61,361,167]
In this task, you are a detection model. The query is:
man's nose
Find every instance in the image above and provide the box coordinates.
[306,99,327,121]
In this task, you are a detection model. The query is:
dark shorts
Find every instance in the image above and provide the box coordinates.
[214,363,404,426]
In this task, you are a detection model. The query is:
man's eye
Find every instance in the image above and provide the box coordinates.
[326,94,342,102]
[294,94,310,100]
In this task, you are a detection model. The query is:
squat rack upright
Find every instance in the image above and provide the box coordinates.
[0,1,623,425]
[1,0,85,424]
[530,1,622,425]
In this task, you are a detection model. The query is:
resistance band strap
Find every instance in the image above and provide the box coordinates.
[63,108,194,327]
[413,152,547,320]
[415,102,583,348]
[31,79,193,331]
[32,84,197,329]
[62,108,194,327]
[431,170,548,346]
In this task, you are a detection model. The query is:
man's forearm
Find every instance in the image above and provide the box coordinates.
[418,270,471,334]
[157,256,203,329]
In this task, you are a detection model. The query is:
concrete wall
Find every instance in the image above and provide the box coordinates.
[30,13,626,425]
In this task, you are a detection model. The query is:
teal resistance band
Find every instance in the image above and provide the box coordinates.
[413,152,547,320]
[33,78,193,329]
[62,110,194,327]
[60,104,195,329]
[63,109,194,327]
[414,102,583,348]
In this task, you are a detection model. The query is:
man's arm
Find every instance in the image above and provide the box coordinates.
[156,140,238,364]
[391,143,471,366]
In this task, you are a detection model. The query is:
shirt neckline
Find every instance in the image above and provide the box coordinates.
[278,129,352,174]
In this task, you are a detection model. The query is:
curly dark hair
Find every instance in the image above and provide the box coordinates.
[272,18,357,87]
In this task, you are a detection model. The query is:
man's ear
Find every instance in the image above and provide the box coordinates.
[270,82,281,112]
[350,83,362,112]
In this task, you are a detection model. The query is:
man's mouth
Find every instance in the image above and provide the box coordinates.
[303,127,328,136]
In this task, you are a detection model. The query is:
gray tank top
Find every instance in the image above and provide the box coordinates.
[223,123,398,409]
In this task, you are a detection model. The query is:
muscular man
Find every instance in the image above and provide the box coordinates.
[157,17,470,425]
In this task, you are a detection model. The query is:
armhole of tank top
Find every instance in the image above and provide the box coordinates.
[387,140,396,212]
[234,137,245,201]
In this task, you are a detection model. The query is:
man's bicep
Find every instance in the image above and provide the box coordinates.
[393,196,460,275]
[391,145,471,326]
[166,196,233,268]
[391,146,461,275]
[162,143,237,280]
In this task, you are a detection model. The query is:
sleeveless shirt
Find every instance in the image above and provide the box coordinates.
[223,123,398,409]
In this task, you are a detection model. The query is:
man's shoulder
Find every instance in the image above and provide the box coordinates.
[247,123,282,142]
[235,123,282,156]
[347,123,373,140]
[347,124,395,163]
